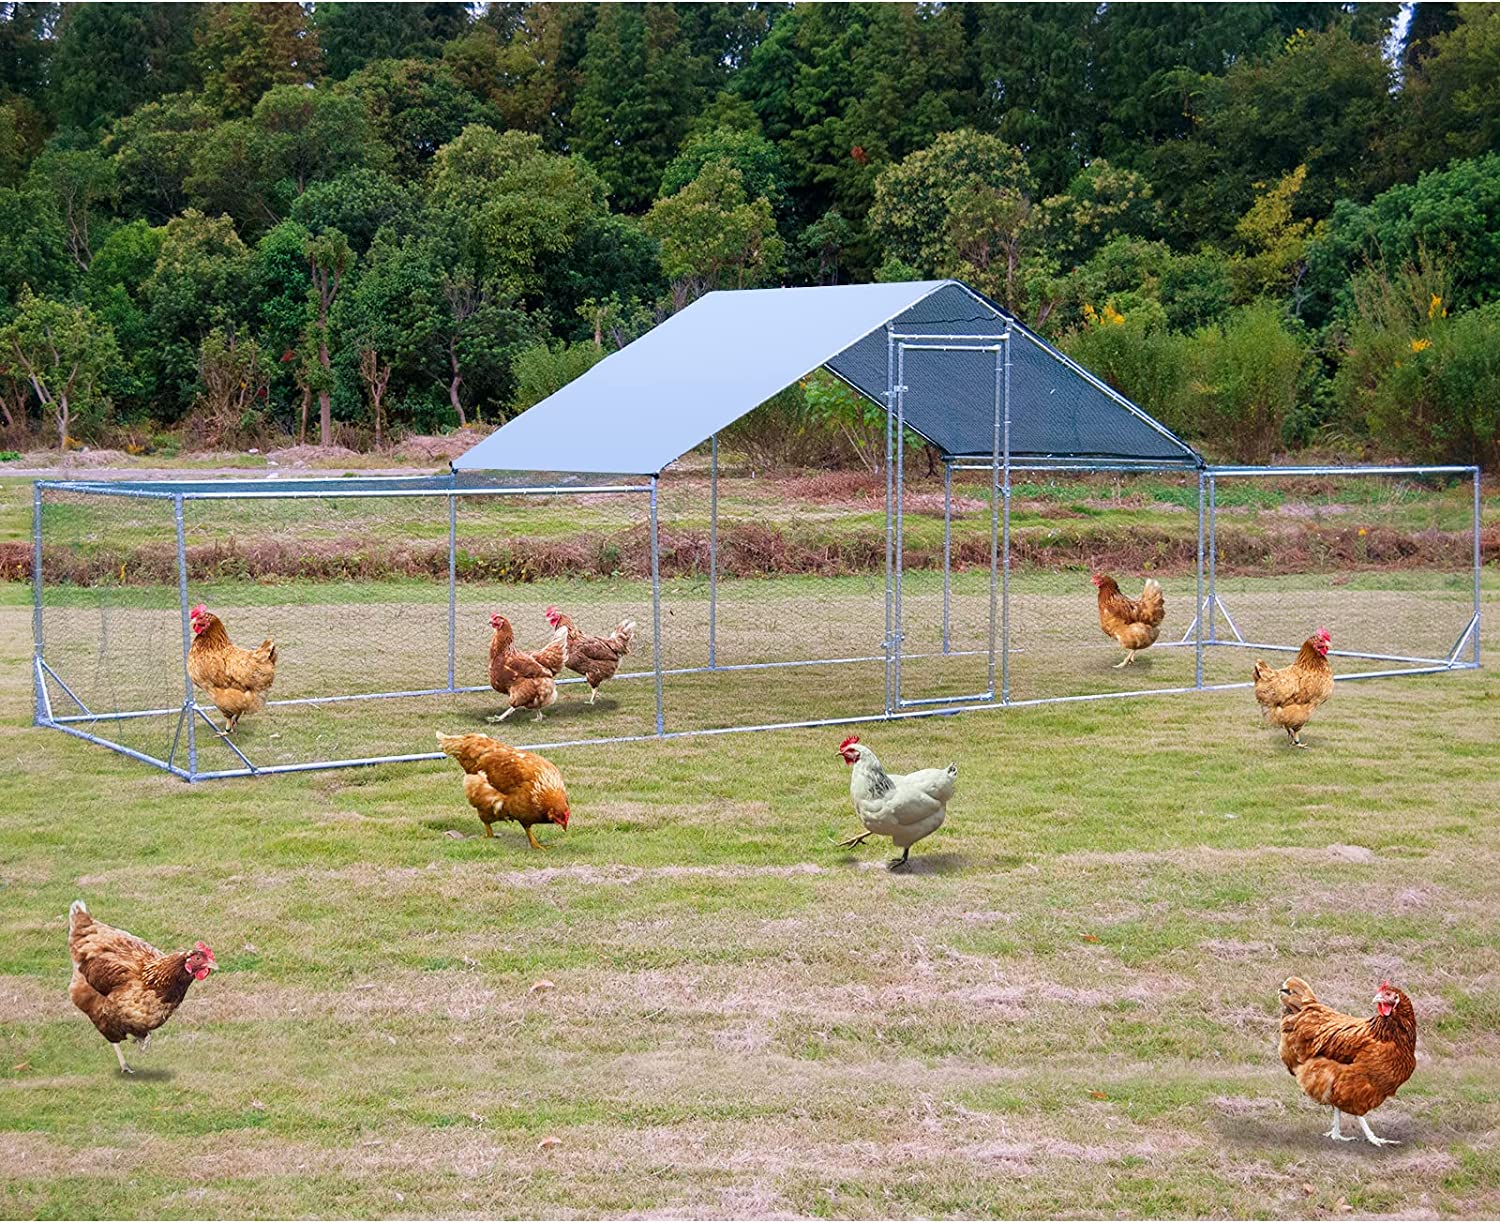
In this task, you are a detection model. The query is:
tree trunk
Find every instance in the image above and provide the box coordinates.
[55,395,68,449]
[318,338,333,447]
[299,386,310,445]
[448,340,466,427]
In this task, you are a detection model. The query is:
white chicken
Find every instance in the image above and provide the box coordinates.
[835,735,957,870]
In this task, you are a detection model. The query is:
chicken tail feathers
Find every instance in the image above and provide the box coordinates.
[946,763,958,779]
[69,899,91,939]
[1252,659,1272,682]
[611,620,637,655]
[1138,578,1166,626]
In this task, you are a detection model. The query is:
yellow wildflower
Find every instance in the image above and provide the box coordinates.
[1428,293,1446,320]
[1102,303,1125,327]
[1410,337,1432,353]
[1082,303,1098,325]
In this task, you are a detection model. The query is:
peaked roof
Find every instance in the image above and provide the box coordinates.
[454,280,1201,476]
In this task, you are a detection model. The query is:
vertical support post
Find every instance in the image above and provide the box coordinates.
[447,488,458,691]
[1195,468,1206,690]
[31,483,44,725]
[1475,465,1483,668]
[1206,472,1218,643]
[942,459,952,655]
[894,343,906,704]
[708,433,718,670]
[174,494,197,780]
[884,326,896,715]
[649,475,665,736]
[999,333,1011,704]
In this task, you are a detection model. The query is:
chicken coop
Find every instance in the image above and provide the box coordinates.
[31,281,1483,780]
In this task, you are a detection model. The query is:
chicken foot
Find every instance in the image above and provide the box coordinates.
[1113,650,1137,668]
[1355,1114,1398,1146]
[888,846,911,871]
[587,687,599,705]
[836,832,873,849]
[1323,1108,1357,1142]
[524,825,551,851]
[1287,728,1309,748]
[113,1042,133,1074]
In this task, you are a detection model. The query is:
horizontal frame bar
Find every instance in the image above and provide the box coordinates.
[1206,464,1478,478]
[36,480,649,500]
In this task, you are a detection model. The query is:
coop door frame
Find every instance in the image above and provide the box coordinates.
[884,329,1010,714]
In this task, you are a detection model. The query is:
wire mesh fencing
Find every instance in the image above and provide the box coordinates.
[31,461,1481,780]
[1196,468,1481,686]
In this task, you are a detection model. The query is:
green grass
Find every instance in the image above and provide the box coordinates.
[2,464,1498,1217]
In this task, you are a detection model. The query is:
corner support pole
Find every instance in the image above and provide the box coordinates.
[174,493,197,781]
[650,475,665,737]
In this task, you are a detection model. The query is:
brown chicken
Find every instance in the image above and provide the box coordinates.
[1254,628,1333,747]
[1092,573,1166,667]
[486,613,567,722]
[544,605,636,704]
[436,731,570,848]
[1279,976,1417,1145]
[67,900,216,1074]
[188,603,277,733]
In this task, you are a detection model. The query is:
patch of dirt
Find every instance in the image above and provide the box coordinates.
[392,428,493,462]
[265,443,364,466]
[1212,1094,1286,1118]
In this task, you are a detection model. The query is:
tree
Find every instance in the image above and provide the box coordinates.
[195,2,321,118]
[143,210,254,417]
[357,345,392,447]
[429,125,609,301]
[104,93,218,222]
[1301,153,1500,327]
[0,287,120,445]
[306,227,352,446]
[187,326,270,448]
[48,3,200,134]
[642,160,784,303]
[0,183,70,309]
[1394,6,1500,177]
[315,3,471,80]
[340,56,500,180]
[28,148,115,271]
[660,126,789,218]
[1039,160,1158,269]
[868,130,1035,274]
[569,4,706,212]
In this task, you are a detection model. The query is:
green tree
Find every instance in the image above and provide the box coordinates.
[0,286,120,444]
[868,129,1035,274]
[315,3,470,80]
[143,209,254,416]
[340,56,501,180]
[1393,6,1500,177]
[1179,301,1310,462]
[642,160,784,302]
[510,339,604,413]
[195,2,321,118]
[569,4,705,212]
[48,3,200,134]
[0,183,69,309]
[430,125,609,300]
[660,126,788,218]
[305,227,352,446]
[1039,160,1158,269]
[104,93,218,223]
[1301,153,1500,327]
[27,148,115,272]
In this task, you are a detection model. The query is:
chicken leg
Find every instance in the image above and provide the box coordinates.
[888,846,911,871]
[1324,1108,1355,1142]
[488,707,516,724]
[587,688,598,705]
[113,1042,133,1074]
[1113,650,1137,668]
[836,832,872,849]
[1356,1115,1398,1146]
[1288,728,1308,748]
[523,825,550,851]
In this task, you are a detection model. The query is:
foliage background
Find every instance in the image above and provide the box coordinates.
[0,1,1497,466]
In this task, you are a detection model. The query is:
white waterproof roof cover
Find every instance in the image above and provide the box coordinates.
[454,280,1201,476]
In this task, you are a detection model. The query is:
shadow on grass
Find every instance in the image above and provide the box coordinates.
[120,1066,176,1082]
[1215,1113,1417,1154]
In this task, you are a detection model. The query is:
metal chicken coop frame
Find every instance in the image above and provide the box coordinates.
[30,282,1484,780]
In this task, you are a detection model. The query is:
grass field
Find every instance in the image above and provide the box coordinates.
[2,470,1499,1219]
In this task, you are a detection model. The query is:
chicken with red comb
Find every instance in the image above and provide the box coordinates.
[1253,628,1334,747]
[835,736,957,870]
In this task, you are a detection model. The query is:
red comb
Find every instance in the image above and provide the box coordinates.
[195,941,214,957]
[189,603,206,617]
[838,735,859,750]
[1317,626,1331,639]
[1379,979,1392,990]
